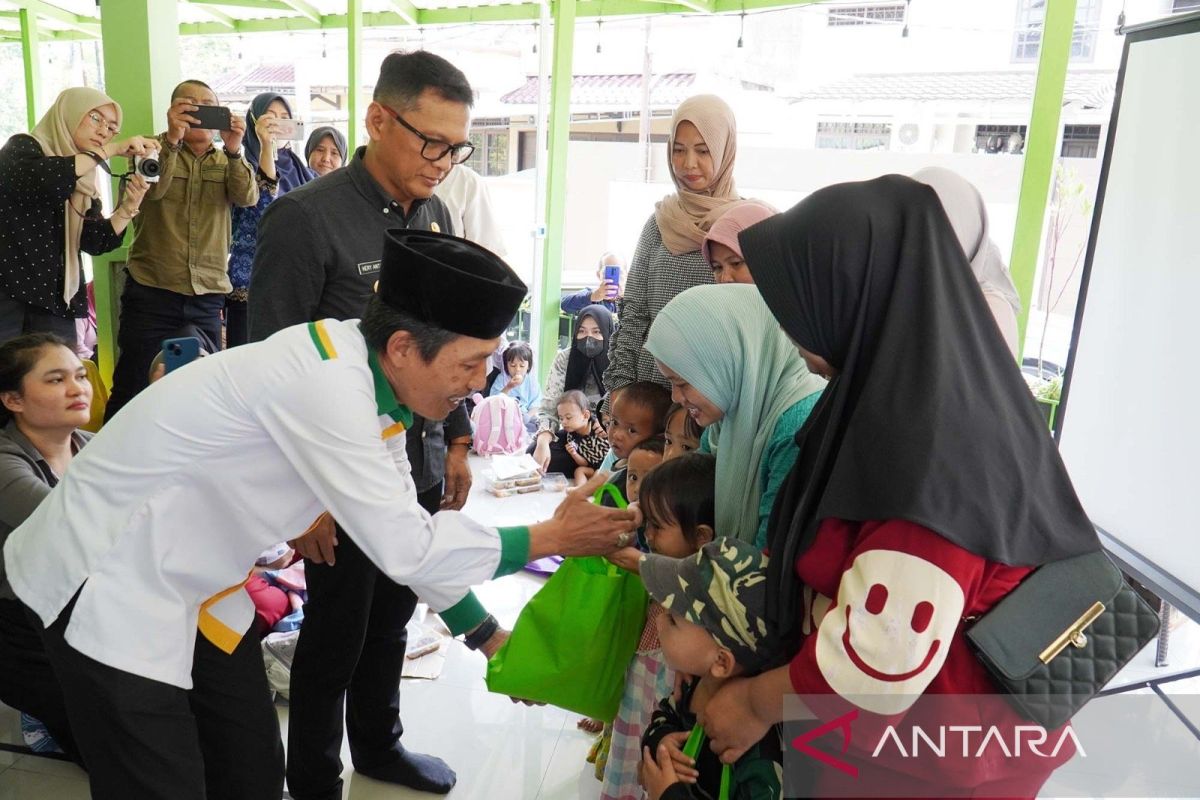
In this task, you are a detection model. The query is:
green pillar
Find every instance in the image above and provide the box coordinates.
[537,0,576,380]
[1010,0,1077,357]
[18,6,40,130]
[348,0,364,148]
[91,0,180,387]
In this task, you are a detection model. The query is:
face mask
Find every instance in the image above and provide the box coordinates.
[576,336,605,359]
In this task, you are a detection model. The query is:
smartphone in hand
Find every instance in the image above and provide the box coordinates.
[603,265,621,299]
[162,337,201,373]
[272,118,307,141]
[189,105,233,131]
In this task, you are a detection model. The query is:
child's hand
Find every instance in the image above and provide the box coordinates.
[641,744,681,800]
[605,546,643,573]
[565,440,578,455]
[658,732,700,783]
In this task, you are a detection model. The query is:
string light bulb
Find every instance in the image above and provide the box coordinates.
[532,22,538,53]
[321,31,328,58]
[901,0,911,38]
[596,19,603,54]
[737,12,745,48]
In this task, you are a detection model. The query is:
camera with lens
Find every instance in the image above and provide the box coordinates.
[133,153,161,183]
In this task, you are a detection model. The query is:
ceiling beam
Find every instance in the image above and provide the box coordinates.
[186,1,238,29]
[10,0,99,36]
[277,0,323,24]
[186,0,293,11]
[667,0,715,12]
[384,0,418,26]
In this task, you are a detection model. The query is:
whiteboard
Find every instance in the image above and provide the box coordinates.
[1057,13,1200,623]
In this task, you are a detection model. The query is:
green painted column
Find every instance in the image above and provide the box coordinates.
[91,0,180,386]
[1010,0,1077,356]
[18,7,40,130]
[537,0,576,381]
[348,0,364,148]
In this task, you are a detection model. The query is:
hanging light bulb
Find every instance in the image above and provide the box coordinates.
[238,35,244,60]
[901,0,911,38]
[596,19,603,54]
[737,12,745,48]
[322,31,327,58]
[532,22,538,53]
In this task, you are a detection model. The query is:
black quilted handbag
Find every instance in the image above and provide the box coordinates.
[965,550,1161,730]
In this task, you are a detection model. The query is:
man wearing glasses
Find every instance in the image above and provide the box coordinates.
[251,51,485,800]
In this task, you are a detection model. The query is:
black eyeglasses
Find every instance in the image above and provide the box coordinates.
[380,104,475,165]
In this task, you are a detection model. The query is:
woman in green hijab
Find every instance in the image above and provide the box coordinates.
[644,283,826,548]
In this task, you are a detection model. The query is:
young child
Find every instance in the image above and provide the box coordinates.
[555,389,610,485]
[488,341,540,431]
[662,403,702,462]
[625,436,665,507]
[603,381,673,490]
[597,453,717,800]
[639,538,782,800]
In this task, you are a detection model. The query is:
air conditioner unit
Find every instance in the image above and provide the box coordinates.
[898,123,921,146]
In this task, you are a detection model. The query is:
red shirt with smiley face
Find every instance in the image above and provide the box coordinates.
[787,518,1075,798]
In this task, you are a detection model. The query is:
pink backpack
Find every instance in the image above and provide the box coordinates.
[470,393,528,455]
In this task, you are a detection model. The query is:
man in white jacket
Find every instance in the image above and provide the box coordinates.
[3,228,637,800]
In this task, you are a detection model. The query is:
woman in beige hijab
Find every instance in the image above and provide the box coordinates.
[912,167,1023,357]
[603,95,745,409]
[0,87,156,347]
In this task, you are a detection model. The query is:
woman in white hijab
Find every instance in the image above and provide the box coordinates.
[913,167,1023,357]
[0,87,157,346]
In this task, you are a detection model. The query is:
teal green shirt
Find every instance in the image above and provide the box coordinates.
[696,392,821,549]
[755,394,821,548]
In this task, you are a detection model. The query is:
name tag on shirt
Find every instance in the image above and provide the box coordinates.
[357,260,381,276]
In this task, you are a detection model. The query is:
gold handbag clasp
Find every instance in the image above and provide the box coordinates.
[1039,601,1105,664]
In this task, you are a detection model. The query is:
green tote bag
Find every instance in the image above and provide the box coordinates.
[485,486,648,720]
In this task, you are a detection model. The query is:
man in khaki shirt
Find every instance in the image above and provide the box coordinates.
[105,79,257,420]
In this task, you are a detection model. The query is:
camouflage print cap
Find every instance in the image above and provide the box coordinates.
[640,538,775,671]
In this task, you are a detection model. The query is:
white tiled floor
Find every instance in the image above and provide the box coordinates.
[2,457,1198,798]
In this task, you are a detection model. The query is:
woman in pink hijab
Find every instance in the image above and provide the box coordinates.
[701,200,778,284]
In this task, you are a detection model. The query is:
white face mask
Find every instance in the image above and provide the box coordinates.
[814,549,964,715]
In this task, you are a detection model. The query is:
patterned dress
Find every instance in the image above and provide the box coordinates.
[603,215,712,407]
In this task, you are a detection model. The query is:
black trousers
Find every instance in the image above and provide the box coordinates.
[0,598,81,764]
[285,484,441,800]
[225,297,248,348]
[0,289,77,347]
[105,276,224,421]
[34,594,284,800]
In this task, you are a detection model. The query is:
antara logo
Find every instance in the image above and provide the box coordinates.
[791,710,1085,777]
[871,725,1086,760]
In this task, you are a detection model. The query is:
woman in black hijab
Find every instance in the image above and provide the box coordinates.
[697,176,1100,797]
[530,304,614,473]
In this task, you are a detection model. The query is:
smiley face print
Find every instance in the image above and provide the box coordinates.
[814,549,965,715]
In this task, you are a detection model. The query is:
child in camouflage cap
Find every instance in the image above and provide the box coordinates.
[637,538,782,800]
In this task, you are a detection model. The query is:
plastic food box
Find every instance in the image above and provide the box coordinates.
[542,473,569,492]
[485,471,543,497]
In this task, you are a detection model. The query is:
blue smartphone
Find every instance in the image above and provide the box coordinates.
[162,337,201,373]
[603,265,621,298]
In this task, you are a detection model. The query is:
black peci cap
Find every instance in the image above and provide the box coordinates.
[378,229,527,340]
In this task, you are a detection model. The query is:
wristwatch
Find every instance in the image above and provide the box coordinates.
[462,614,500,651]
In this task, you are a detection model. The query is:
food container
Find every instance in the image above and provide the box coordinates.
[542,473,569,492]
[485,469,543,497]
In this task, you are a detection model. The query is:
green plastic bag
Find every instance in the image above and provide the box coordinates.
[485,555,648,720]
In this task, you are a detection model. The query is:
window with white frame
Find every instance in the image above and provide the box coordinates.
[827,3,906,26]
[974,124,1027,154]
[466,128,511,176]
[1061,124,1102,158]
[1012,0,1102,63]
[816,121,892,150]
[1172,0,1200,12]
